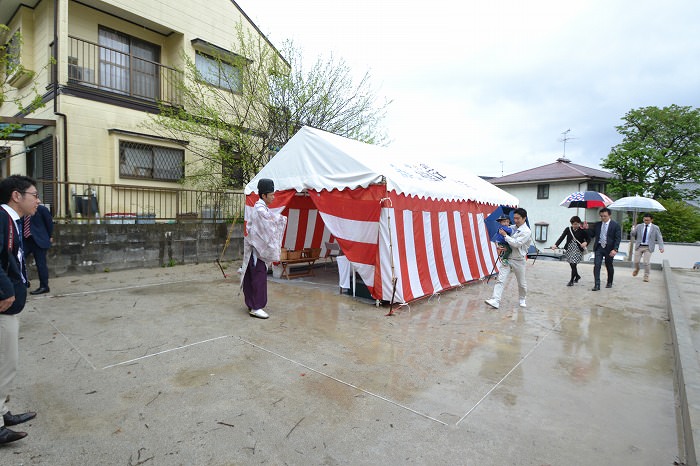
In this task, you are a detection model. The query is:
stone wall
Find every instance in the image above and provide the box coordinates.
[32,223,245,279]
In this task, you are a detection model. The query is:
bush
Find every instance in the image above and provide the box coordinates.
[649,199,700,243]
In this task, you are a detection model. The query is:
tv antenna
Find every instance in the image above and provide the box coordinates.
[559,129,577,158]
[500,160,504,176]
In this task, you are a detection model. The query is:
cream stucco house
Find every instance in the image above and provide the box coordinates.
[488,157,616,248]
[1,0,284,221]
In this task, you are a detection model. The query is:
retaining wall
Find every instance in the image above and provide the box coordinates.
[31,223,245,278]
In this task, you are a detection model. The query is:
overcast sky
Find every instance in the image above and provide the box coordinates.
[234,0,700,177]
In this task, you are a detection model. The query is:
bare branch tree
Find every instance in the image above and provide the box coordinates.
[145,21,390,190]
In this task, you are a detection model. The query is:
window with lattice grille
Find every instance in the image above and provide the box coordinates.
[119,141,183,181]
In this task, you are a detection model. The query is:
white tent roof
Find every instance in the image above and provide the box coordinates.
[245,126,518,206]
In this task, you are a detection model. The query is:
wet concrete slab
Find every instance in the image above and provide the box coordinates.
[2,260,683,465]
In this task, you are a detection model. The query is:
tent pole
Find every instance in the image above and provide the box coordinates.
[381,197,399,316]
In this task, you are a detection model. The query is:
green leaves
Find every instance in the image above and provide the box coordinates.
[651,199,700,242]
[602,105,700,200]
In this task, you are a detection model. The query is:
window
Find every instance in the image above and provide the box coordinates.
[3,30,32,87]
[98,27,160,99]
[195,51,241,92]
[537,184,549,199]
[221,141,247,188]
[588,181,606,193]
[534,223,548,242]
[4,31,20,70]
[119,141,184,181]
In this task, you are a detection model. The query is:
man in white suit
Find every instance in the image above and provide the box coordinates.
[630,213,664,282]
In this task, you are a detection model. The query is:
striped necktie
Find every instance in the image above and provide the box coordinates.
[15,219,27,283]
[600,222,608,248]
[23,215,31,238]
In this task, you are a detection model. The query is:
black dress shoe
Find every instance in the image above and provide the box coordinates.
[0,426,27,444]
[30,287,50,295]
[567,280,574,286]
[574,275,581,283]
[606,283,613,288]
[592,285,600,291]
[3,411,36,426]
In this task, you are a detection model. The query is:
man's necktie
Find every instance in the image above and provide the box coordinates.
[600,222,608,248]
[15,219,26,283]
[642,225,648,244]
[23,215,31,238]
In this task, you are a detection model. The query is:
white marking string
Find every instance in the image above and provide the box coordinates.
[240,337,447,426]
[102,335,232,370]
[46,319,97,371]
[49,278,196,298]
[455,310,570,426]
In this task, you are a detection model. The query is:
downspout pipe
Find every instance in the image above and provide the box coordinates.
[52,0,69,217]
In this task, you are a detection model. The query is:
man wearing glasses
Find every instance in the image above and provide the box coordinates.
[0,175,40,444]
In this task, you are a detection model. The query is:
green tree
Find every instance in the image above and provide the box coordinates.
[146,22,390,190]
[1,25,46,138]
[649,199,700,243]
[602,105,700,200]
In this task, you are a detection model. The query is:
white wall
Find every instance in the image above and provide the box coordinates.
[615,241,700,269]
[498,181,623,248]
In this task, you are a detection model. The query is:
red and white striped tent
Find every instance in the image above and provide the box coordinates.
[245,126,518,304]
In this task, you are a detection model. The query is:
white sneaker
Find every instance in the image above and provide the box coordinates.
[249,309,269,319]
[519,299,527,308]
[485,298,499,309]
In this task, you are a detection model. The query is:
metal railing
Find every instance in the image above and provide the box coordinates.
[36,180,246,224]
[67,36,182,106]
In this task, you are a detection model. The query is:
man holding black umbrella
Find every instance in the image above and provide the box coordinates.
[590,207,621,291]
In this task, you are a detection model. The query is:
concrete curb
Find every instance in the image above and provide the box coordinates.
[664,259,700,466]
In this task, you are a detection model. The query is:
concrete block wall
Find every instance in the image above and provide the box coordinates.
[30,223,244,278]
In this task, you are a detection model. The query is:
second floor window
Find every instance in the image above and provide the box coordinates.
[99,27,160,100]
[195,51,242,92]
[537,184,549,199]
[3,31,20,73]
[588,181,607,193]
[119,141,184,181]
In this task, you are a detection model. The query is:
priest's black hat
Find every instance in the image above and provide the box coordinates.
[257,178,274,195]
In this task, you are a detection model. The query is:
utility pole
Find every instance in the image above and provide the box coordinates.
[500,160,504,177]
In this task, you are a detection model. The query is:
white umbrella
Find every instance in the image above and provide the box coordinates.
[608,195,666,259]
[608,195,666,214]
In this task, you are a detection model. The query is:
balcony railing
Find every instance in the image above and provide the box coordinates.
[36,180,246,224]
[67,36,182,106]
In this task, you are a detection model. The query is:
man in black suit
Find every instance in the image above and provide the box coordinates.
[590,207,622,291]
[0,175,40,444]
[24,203,54,294]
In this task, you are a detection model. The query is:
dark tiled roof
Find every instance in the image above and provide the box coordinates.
[490,160,613,185]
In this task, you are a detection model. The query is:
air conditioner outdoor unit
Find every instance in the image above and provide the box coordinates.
[68,65,94,83]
